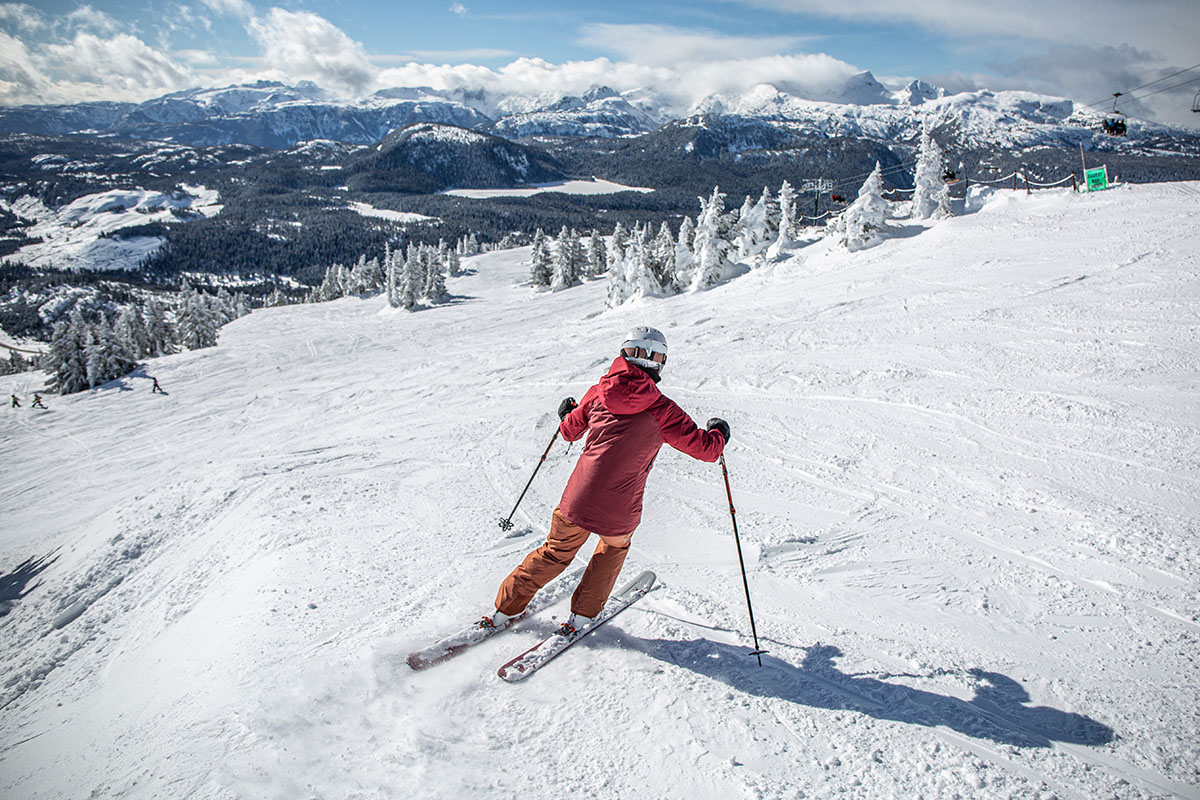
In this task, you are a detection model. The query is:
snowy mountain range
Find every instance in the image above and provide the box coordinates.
[1,75,1195,153]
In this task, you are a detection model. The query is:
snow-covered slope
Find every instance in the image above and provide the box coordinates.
[1,185,222,271]
[2,182,1198,798]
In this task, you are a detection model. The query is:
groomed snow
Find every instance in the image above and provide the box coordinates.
[1,182,1198,799]
[443,177,655,198]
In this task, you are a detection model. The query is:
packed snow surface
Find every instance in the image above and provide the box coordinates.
[443,177,655,198]
[2,182,1199,799]
[2,185,222,272]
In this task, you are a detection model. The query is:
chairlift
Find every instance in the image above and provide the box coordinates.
[942,167,956,182]
[1193,89,1200,113]
[1102,92,1127,136]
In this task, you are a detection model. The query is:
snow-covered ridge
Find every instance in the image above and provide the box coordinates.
[441,177,654,198]
[1,185,221,272]
[5,77,1195,150]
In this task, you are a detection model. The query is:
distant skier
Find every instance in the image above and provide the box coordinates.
[483,326,730,635]
[31,394,45,409]
[151,377,164,394]
[10,394,19,408]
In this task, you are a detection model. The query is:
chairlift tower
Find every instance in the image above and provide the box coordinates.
[801,178,833,219]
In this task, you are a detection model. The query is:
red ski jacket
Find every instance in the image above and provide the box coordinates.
[558,356,725,537]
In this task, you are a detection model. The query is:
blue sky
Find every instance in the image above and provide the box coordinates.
[1,0,1197,126]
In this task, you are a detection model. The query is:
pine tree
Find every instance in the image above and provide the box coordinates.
[386,247,401,308]
[115,306,150,359]
[176,291,220,350]
[399,246,422,309]
[143,296,175,356]
[446,246,461,277]
[609,222,629,270]
[605,247,630,308]
[43,309,90,395]
[694,187,731,289]
[423,245,447,302]
[649,222,677,293]
[833,162,890,251]
[552,227,585,291]
[86,316,137,388]
[912,124,952,221]
[529,228,552,288]
[586,229,608,279]
[674,216,696,291]
[775,180,798,249]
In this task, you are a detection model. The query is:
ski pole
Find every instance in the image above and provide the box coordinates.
[499,428,560,531]
[719,453,766,666]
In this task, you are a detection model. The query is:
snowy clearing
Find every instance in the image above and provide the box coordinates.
[2,185,222,272]
[345,201,437,224]
[1,182,1198,799]
[442,177,655,198]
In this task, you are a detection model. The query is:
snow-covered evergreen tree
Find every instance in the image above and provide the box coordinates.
[775,180,798,249]
[911,125,953,221]
[386,247,401,308]
[445,246,461,277]
[86,316,137,388]
[605,248,630,308]
[43,308,90,395]
[552,227,585,291]
[176,290,220,350]
[423,246,447,302]
[649,222,677,293]
[674,216,696,290]
[114,306,150,360]
[694,187,731,290]
[142,296,175,357]
[608,222,629,271]
[399,245,422,310]
[529,228,552,288]
[586,229,608,279]
[737,189,772,260]
[833,162,891,251]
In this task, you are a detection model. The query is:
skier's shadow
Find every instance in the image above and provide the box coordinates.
[643,639,1114,748]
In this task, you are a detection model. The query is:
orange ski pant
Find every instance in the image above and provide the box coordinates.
[495,507,632,619]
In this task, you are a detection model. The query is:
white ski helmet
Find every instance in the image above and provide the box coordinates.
[620,326,668,372]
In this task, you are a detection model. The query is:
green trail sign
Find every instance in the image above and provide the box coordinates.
[1085,166,1109,192]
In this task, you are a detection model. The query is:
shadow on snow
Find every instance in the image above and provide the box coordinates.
[642,638,1115,748]
[0,550,58,617]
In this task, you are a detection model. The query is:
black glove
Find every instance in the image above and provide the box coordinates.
[706,417,730,443]
[558,397,578,420]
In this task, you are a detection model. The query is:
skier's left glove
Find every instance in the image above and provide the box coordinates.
[706,417,731,443]
[558,397,578,420]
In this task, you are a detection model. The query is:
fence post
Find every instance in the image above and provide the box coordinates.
[1072,173,1077,193]
[1026,174,1032,195]
[1013,173,1018,191]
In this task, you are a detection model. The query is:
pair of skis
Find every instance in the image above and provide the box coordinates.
[406,570,656,682]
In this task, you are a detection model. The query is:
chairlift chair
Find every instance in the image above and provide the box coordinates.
[1192,89,1200,113]
[1102,92,1128,136]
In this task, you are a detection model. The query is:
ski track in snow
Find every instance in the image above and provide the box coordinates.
[2,182,1199,798]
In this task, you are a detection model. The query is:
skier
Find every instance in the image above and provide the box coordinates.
[10,394,19,408]
[151,377,164,394]
[484,326,731,636]
[31,394,45,409]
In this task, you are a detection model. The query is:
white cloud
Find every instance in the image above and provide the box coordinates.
[44,32,195,94]
[246,8,375,95]
[579,23,812,66]
[199,0,253,18]
[449,3,468,17]
[0,3,47,33]
[62,5,122,35]
[727,0,1197,65]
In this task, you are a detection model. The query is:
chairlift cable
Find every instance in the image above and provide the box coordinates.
[1082,62,1200,109]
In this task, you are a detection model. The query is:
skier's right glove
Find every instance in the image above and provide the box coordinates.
[558,397,578,420]
[706,417,731,443]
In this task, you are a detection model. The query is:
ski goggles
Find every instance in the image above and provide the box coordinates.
[623,341,667,365]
